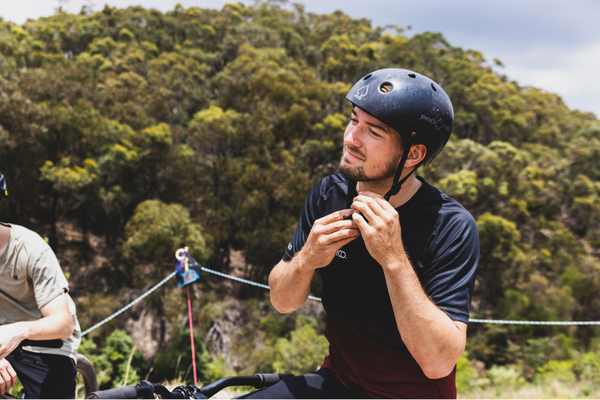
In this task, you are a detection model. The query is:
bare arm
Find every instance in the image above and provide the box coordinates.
[0,292,74,361]
[382,257,467,379]
[269,209,360,313]
[351,192,467,379]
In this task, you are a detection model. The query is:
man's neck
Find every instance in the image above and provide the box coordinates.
[358,174,422,209]
[0,224,11,258]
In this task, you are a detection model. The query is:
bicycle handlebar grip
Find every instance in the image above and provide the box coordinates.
[255,373,294,387]
[84,386,138,399]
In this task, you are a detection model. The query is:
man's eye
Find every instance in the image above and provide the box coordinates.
[370,130,381,137]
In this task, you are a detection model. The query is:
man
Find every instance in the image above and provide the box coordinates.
[248,69,479,398]
[0,171,81,398]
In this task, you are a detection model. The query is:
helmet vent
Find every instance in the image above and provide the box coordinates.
[380,82,393,93]
[363,74,373,81]
[408,73,416,78]
[431,83,438,92]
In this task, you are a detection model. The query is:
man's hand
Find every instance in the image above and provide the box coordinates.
[350,191,404,266]
[296,209,361,272]
[269,209,360,313]
[0,323,27,361]
[0,358,17,395]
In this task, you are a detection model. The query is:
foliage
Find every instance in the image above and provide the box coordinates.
[150,329,212,385]
[456,352,484,392]
[122,199,208,282]
[80,330,149,390]
[0,1,600,395]
[253,316,328,376]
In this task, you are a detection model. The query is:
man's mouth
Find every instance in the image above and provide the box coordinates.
[344,146,364,161]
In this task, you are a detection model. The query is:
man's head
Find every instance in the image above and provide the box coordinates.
[344,68,454,200]
[339,106,426,186]
[0,172,6,201]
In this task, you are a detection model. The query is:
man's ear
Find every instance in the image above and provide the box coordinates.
[405,144,427,168]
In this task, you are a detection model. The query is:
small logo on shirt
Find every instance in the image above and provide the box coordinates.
[287,243,292,251]
[336,250,347,259]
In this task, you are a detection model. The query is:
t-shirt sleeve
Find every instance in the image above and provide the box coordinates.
[282,181,325,261]
[30,245,69,310]
[421,209,479,323]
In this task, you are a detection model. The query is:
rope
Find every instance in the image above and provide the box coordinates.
[198,266,322,302]
[81,267,600,336]
[81,272,176,336]
[187,285,198,386]
[468,318,600,326]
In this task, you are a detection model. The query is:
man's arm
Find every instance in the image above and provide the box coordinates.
[351,192,467,379]
[381,257,467,379]
[0,292,74,361]
[269,210,360,313]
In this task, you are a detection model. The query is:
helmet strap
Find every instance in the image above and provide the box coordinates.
[383,145,421,201]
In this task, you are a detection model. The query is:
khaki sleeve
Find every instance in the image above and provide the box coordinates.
[29,246,69,309]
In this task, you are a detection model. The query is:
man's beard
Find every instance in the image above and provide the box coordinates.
[338,146,400,182]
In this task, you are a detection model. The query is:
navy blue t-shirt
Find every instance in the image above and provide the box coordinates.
[281,174,479,398]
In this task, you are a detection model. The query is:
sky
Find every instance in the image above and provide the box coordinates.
[1,0,599,118]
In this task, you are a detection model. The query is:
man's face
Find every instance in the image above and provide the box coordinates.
[339,107,403,183]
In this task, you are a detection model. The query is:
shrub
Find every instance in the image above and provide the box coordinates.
[150,329,211,385]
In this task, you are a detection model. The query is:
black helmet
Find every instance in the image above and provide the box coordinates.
[0,172,6,201]
[346,68,454,199]
[346,68,453,165]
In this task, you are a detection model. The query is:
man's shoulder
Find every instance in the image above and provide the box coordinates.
[308,174,350,207]
[314,174,349,192]
[408,179,477,226]
[11,224,53,258]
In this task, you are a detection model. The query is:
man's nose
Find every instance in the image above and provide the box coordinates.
[344,125,363,147]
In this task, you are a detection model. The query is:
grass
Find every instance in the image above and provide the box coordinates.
[460,380,600,399]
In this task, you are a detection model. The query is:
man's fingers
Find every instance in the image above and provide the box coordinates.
[332,234,360,250]
[352,193,397,224]
[314,210,358,234]
[317,209,354,224]
[0,359,16,395]
[351,197,378,224]
[0,371,13,394]
[355,192,395,213]
[318,227,360,247]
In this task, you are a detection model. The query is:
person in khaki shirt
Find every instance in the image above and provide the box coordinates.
[0,171,81,398]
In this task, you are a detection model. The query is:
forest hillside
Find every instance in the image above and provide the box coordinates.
[1,1,600,397]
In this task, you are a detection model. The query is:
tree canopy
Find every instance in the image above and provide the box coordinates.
[1,0,600,379]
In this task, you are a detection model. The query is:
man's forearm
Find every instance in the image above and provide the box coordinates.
[0,311,73,360]
[269,256,316,313]
[22,311,74,341]
[3,311,73,343]
[383,258,466,379]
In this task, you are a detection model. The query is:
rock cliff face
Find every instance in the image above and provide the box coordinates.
[125,308,164,359]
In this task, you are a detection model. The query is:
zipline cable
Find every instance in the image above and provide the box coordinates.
[81,272,176,336]
[81,268,600,336]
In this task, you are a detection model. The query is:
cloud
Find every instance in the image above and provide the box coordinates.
[501,43,600,116]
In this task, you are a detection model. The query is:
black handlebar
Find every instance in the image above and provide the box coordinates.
[85,373,295,399]
[84,385,140,399]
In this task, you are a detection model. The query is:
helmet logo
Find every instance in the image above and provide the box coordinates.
[420,115,451,132]
[354,85,369,101]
